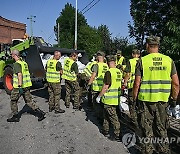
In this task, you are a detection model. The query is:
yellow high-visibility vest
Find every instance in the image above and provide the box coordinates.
[138,53,172,102]
[127,58,139,89]
[116,56,126,71]
[92,62,108,92]
[13,60,32,88]
[83,61,97,78]
[61,58,77,81]
[116,56,124,65]
[102,68,122,105]
[46,59,60,83]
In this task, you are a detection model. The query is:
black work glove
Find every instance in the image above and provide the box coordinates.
[169,98,176,108]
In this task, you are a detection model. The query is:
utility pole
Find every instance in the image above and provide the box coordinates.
[74,0,78,50]
[58,23,60,45]
[27,15,36,37]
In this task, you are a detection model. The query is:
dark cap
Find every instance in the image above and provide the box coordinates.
[132,49,140,55]
[107,55,116,62]
[117,50,122,54]
[93,53,97,57]
[97,51,105,57]
[146,36,160,45]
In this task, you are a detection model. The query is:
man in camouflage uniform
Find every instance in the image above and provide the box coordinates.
[133,36,179,154]
[96,55,122,141]
[62,52,80,110]
[82,54,97,108]
[116,50,126,71]
[88,51,108,123]
[123,49,140,126]
[46,51,65,113]
[7,50,45,122]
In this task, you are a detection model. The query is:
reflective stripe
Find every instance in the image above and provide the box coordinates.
[138,53,172,102]
[141,80,171,84]
[84,68,91,75]
[102,68,122,105]
[83,61,97,77]
[46,59,60,83]
[46,76,60,79]
[92,62,108,91]
[13,75,31,79]
[46,72,59,75]
[63,72,76,78]
[61,58,77,81]
[13,60,32,88]
[13,79,31,84]
[104,96,119,99]
[92,83,104,86]
[107,89,120,92]
[140,89,171,93]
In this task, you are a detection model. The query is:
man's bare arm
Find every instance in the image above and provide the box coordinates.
[171,73,179,100]
[99,84,109,97]
[17,72,23,86]
[88,72,96,85]
[60,70,63,76]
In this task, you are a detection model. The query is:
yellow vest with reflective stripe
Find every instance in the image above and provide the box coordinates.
[138,53,172,102]
[102,68,122,105]
[13,60,32,88]
[92,62,109,92]
[61,58,77,81]
[127,58,139,89]
[116,56,126,70]
[116,56,124,65]
[83,61,97,78]
[46,59,60,83]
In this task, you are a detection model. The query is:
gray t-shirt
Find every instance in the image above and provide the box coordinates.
[92,64,98,75]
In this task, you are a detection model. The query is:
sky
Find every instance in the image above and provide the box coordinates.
[0,0,133,45]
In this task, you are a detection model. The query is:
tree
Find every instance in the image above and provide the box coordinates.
[78,25,103,58]
[97,25,112,54]
[129,0,180,58]
[161,0,180,59]
[54,3,87,48]
[128,0,148,50]
[54,3,104,58]
[111,36,129,53]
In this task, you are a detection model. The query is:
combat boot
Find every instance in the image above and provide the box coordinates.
[55,108,65,114]
[49,106,55,112]
[7,114,20,122]
[101,130,110,137]
[73,106,82,111]
[35,108,46,121]
[109,135,121,142]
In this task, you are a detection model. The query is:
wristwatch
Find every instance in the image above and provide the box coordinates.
[18,85,22,88]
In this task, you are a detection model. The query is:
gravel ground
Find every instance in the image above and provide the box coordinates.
[0,86,129,154]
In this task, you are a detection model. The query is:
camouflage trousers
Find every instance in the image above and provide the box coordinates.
[103,104,120,136]
[92,91,104,122]
[128,89,138,127]
[79,73,92,107]
[10,88,38,115]
[48,82,61,111]
[65,80,80,108]
[138,101,170,154]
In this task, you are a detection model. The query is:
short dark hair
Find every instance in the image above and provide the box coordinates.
[132,49,140,55]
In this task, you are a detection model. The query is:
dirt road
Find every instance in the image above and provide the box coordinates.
[0,87,129,154]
